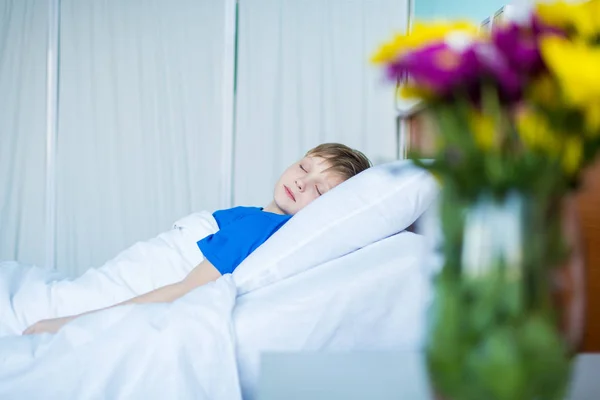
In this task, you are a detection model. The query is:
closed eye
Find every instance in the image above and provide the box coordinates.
[300,164,307,172]
[316,186,322,196]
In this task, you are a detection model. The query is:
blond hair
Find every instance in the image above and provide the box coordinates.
[306,143,372,180]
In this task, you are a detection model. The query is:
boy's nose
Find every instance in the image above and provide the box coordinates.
[295,179,305,192]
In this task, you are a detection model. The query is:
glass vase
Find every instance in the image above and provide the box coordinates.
[425,188,585,400]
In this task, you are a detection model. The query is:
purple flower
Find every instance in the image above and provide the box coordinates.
[491,22,543,76]
[385,62,407,82]
[383,18,565,104]
[387,42,481,97]
[482,17,566,102]
[489,15,564,77]
[473,42,524,101]
[387,40,524,102]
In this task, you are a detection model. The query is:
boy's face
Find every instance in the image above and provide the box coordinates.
[272,156,345,215]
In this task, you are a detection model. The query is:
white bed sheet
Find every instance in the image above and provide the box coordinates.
[233,231,432,399]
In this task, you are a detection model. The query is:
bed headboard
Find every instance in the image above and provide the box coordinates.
[405,109,600,353]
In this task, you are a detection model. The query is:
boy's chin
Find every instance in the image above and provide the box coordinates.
[274,199,297,215]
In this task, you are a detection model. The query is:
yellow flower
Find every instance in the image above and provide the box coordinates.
[562,136,584,174]
[516,109,561,155]
[579,0,600,38]
[536,1,574,27]
[371,40,406,64]
[516,109,584,175]
[540,35,600,107]
[371,21,479,64]
[399,84,433,100]
[537,0,600,39]
[527,73,561,108]
[468,111,496,151]
[584,101,600,134]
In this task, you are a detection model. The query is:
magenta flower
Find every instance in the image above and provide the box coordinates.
[473,42,524,101]
[387,42,481,97]
[388,40,523,102]
[491,16,564,77]
[491,23,543,76]
[384,17,565,104]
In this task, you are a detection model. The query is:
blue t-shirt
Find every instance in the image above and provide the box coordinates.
[197,206,292,275]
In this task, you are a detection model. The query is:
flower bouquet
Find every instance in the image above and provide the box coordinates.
[372,1,600,399]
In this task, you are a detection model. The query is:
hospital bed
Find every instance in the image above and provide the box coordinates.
[0,160,438,399]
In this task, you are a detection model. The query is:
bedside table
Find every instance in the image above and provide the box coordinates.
[256,351,600,400]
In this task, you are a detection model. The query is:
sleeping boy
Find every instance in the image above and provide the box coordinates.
[24,143,372,335]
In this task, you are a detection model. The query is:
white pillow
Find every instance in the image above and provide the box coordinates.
[232,159,439,295]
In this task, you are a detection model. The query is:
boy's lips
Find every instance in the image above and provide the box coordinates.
[284,185,296,202]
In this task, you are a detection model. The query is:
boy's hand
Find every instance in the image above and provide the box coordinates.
[21,260,221,336]
[23,316,76,335]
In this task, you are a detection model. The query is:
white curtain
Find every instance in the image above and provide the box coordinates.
[234,0,407,207]
[1,0,406,274]
[0,0,48,266]
[56,0,228,275]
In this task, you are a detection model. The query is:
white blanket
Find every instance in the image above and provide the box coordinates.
[0,211,431,399]
[0,211,218,336]
[0,211,242,399]
[0,277,241,400]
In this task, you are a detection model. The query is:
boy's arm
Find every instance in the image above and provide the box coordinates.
[117,259,222,305]
[22,259,221,335]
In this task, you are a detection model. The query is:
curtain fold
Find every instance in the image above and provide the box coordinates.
[0,0,48,266]
[233,0,407,207]
[56,0,227,275]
